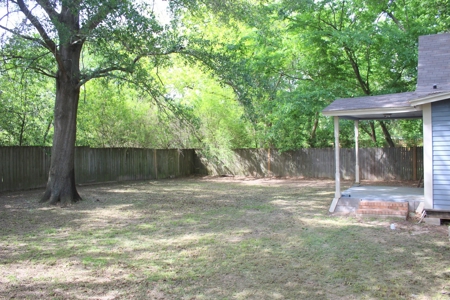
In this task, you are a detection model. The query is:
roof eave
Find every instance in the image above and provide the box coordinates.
[409,91,450,106]
[322,106,421,118]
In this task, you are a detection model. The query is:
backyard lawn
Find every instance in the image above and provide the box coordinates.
[1,177,449,299]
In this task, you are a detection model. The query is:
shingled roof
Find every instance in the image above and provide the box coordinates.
[417,33,450,92]
[322,33,450,120]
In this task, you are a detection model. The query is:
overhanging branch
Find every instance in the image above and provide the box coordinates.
[2,50,55,78]
[384,10,405,32]
[0,24,48,49]
[35,0,59,23]
[16,0,57,53]
[77,54,145,88]
[77,66,131,88]
[77,48,178,88]
[26,65,56,78]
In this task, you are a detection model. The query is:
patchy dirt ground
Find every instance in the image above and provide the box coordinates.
[1,177,449,299]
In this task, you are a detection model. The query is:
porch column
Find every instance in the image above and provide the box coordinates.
[329,116,341,212]
[354,120,360,185]
[423,103,433,209]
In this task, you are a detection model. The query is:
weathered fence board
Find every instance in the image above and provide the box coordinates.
[200,147,424,181]
[0,147,423,193]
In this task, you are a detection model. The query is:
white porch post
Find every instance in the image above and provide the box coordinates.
[329,116,341,212]
[354,120,360,185]
[423,103,433,209]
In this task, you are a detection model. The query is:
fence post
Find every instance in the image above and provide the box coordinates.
[267,148,271,177]
[154,149,158,179]
[177,149,180,177]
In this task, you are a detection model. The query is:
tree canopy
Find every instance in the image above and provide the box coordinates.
[1,0,449,204]
[0,0,198,205]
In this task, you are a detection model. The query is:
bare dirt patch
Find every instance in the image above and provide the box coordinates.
[1,177,449,299]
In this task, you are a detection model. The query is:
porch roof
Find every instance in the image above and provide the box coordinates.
[322,90,450,120]
[322,92,421,120]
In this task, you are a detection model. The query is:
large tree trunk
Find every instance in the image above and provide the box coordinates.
[308,112,319,147]
[379,120,395,147]
[369,121,377,144]
[40,44,82,206]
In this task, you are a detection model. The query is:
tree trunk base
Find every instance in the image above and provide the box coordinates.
[40,191,82,206]
[40,188,82,206]
[40,170,82,206]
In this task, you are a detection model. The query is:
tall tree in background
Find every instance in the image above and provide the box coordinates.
[282,0,450,146]
[0,0,183,205]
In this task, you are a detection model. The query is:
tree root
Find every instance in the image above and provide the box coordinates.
[40,187,82,206]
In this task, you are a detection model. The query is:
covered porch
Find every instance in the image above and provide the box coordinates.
[322,92,426,216]
[322,33,450,220]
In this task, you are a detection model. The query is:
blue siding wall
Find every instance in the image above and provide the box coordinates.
[432,99,450,210]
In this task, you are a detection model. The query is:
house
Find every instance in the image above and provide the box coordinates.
[322,33,450,217]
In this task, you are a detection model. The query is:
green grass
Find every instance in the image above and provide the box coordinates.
[0,178,449,299]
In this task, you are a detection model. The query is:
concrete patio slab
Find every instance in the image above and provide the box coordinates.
[334,186,424,213]
[342,186,424,201]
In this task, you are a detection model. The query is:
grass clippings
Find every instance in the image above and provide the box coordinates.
[1,177,449,299]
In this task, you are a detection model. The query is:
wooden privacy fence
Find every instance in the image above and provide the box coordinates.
[200,147,424,181]
[0,146,423,193]
[0,147,198,193]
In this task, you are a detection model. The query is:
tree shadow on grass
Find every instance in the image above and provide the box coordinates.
[1,178,449,299]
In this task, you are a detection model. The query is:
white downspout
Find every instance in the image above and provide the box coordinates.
[329,116,341,212]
